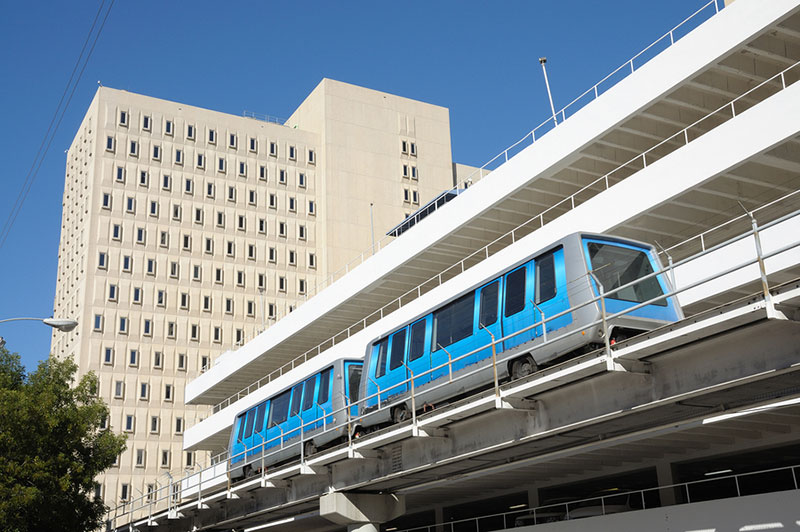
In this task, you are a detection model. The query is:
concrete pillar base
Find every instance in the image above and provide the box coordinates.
[348,523,379,532]
[320,492,405,526]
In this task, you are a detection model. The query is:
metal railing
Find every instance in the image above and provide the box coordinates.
[241,110,287,125]
[106,204,800,529]
[391,463,800,532]
[212,48,800,414]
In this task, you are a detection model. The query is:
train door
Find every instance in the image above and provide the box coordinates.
[380,327,409,403]
[364,339,388,411]
[231,414,247,464]
[534,248,572,334]
[298,374,319,434]
[344,362,362,418]
[475,279,503,362]
[265,389,291,450]
[285,383,304,442]
[501,262,538,351]
[406,317,432,388]
[316,368,334,426]
[246,402,268,457]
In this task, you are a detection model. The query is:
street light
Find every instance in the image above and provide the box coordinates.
[0,317,79,332]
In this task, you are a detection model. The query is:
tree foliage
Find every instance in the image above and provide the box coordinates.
[0,345,127,532]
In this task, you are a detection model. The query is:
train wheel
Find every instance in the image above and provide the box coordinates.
[511,356,536,380]
[304,440,317,458]
[391,404,410,423]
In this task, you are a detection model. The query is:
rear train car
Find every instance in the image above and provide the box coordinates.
[356,232,682,428]
[229,358,362,478]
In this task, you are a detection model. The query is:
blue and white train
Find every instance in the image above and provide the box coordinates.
[228,232,681,476]
[355,232,682,427]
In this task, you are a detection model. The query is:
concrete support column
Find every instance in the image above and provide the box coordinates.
[434,505,444,532]
[348,524,379,532]
[527,487,540,509]
[656,461,677,506]
[320,492,405,530]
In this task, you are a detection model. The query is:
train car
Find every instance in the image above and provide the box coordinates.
[229,358,362,478]
[356,232,682,427]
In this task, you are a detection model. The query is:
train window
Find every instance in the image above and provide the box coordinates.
[389,329,407,370]
[408,320,427,361]
[290,384,303,417]
[244,408,256,438]
[479,281,499,327]
[433,292,475,350]
[269,390,291,427]
[536,252,557,303]
[235,415,246,442]
[318,368,332,404]
[587,242,666,306]
[302,377,316,411]
[348,365,362,404]
[374,339,389,378]
[254,403,266,433]
[505,267,526,317]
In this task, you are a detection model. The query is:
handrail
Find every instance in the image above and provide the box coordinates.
[212,51,800,415]
[107,206,800,528]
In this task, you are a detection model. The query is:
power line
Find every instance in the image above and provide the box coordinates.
[0,0,115,251]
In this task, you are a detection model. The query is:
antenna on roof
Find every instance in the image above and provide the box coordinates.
[539,57,558,127]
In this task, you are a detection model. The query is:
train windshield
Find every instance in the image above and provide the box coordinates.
[348,365,362,404]
[586,241,666,306]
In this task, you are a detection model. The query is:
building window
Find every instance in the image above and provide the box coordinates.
[139,382,149,400]
[237,215,246,231]
[403,188,410,203]
[218,157,226,173]
[246,300,255,317]
[235,329,244,345]
[278,221,287,237]
[179,292,189,310]
[186,452,194,467]
[147,258,157,276]
[102,193,111,210]
[111,224,122,241]
[136,227,146,245]
[167,321,176,339]
[119,110,128,126]
[177,353,186,370]
[121,255,132,273]
[126,196,135,214]
[132,286,142,304]
[308,253,316,269]
[288,250,296,266]
[299,279,306,294]
[159,231,169,248]
[129,140,138,157]
[238,161,247,177]
[150,416,159,434]
[108,284,117,302]
[269,141,277,156]
[169,261,179,279]
[196,153,205,169]
[161,450,170,468]
[308,149,315,164]
[164,384,173,401]
[226,241,235,257]
[298,224,306,240]
[98,251,107,269]
[192,264,201,281]
[308,200,316,215]
[227,186,236,202]
[128,349,137,366]
[143,319,152,336]
[135,449,146,468]
[228,133,237,149]
[190,324,199,341]
[402,164,409,178]
[288,197,296,212]
[410,142,417,156]
[103,347,114,365]
[269,193,277,209]
[124,415,134,433]
[247,244,256,260]
[411,166,418,179]
[115,166,125,183]
[208,128,216,144]
[114,380,124,399]
[279,169,286,184]
[156,289,166,306]
[401,140,409,154]
[259,165,267,180]
[165,119,174,135]
[105,136,115,152]
[152,145,161,161]
[206,181,215,198]
[149,200,158,217]
[278,276,286,292]
[182,234,191,251]
[162,174,171,190]
[205,237,213,254]
[248,189,256,205]
[185,177,194,195]
[201,356,209,372]
[186,124,195,140]
[120,484,130,502]
[213,326,222,343]
[258,218,266,234]
[288,145,296,160]
[412,190,419,204]
[268,247,276,263]
[174,148,183,165]
[119,317,128,334]
[268,303,276,318]
[225,298,233,314]
[248,137,257,152]
[142,115,151,131]
[175,417,184,434]
[203,295,212,312]
[298,173,306,188]
[216,211,225,228]
[257,273,266,289]
[215,268,223,284]
[172,204,181,221]
[236,270,245,287]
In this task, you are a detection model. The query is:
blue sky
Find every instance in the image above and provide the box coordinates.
[0,0,716,371]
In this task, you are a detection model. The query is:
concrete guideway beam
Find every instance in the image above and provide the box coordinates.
[319,492,405,528]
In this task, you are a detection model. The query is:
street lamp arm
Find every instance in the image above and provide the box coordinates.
[0,317,79,332]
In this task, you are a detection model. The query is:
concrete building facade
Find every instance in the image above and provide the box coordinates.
[50,80,457,505]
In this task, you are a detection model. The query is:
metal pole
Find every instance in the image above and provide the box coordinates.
[370,202,376,255]
[539,57,558,127]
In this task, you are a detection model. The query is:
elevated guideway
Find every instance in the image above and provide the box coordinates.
[187,0,800,417]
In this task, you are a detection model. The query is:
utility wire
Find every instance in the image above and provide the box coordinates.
[0,0,115,251]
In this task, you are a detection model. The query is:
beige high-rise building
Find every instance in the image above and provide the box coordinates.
[51,79,457,505]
